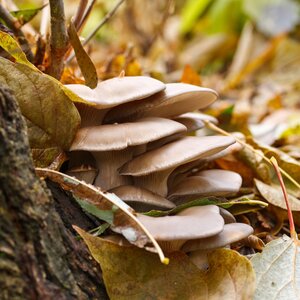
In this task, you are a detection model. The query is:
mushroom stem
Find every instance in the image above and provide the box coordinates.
[133,168,174,197]
[76,103,108,127]
[93,149,133,190]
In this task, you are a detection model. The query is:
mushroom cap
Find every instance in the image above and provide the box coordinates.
[69,117,187,151]
[173,112,218,132]
[65,166,98,184]
[181,223,253,252]
[137,205,224,241]
[168,169,242,203]
[120,136,236,176]
[110,185,175,212]
[104,83,218,123]
[65,76,165,109]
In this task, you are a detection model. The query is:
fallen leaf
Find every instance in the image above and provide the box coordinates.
[251,235,300,300]
[35,168,167,263]
[31,148,62,168]
[250,138,300,196]
[76,227,255,300]
[255,179,300,211]
[68,20,98,89]
[180,64,201,86]
[144,197,267,217]
[0,58,80,149]
[10,5,47,26]
[0,30,35,69]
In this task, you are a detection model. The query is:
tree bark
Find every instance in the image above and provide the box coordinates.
[0,85,108,299]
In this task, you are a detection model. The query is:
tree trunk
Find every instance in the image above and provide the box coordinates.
[0,85,108,299]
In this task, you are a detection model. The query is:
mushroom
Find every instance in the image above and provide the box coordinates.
[65,165,98,184]
[168,169,242,205]
[184,222,253,270]
[70,117,187,190]
[120,136,236,197]
[65,76,166,126]
[110,185,175,212]
[167,141,244,189]
[104,83,218,123]
[137,205,224,252]
[173,112,218,132]
[181,223,253,252]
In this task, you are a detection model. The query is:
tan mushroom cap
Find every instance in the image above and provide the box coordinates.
[104,83,218,123]
[69,117,187,151]
[173,112,218,132]
[137,205,224,241]
[168,169,242,204]
[181,223,254,252]
[120,136,236,176]
[65,76,166,109]
[110,185,175,211]
[65,166,98,184]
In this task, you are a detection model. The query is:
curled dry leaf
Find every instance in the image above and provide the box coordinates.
[251,235,300,300]
[35,168,168,263]
[76,228,256,300]
[255,179,300,211]
[68,20,98,89]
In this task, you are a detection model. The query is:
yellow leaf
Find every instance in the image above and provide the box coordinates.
[77,228,256,300]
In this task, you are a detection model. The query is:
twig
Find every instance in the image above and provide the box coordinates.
[77,0,97,32]
[204,120,300,190]
[66,0,126,64]
[73,0,88,30]
[46,0,69,79]
[270,157,297,239]
[0,3,34,61]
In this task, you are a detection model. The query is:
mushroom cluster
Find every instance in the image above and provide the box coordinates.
[65,76,253,259]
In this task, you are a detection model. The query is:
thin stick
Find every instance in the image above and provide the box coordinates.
[0,3,34,61]
[73,0,88,30]
[204,120,300,190]
[66,0,126,64]
[47,0,69,79]
[270,157,297,239]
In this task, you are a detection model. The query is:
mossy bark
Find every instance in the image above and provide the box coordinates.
[0,86,108,299]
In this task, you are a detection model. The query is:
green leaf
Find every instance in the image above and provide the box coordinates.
[76,228,255,300]
[0,58,80,149]
[75,196,114,224]
[144,197,267,217]
[180,0,213,35]
[10,5,47,26]
[67,20,98,89]
[251,235,300,299]
[0,30,35,69]
[255,179,300,211]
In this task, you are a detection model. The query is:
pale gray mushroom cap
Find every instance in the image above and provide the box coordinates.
[104,83,218,123]
[168,169,242,203]
[181,223,254,252]
[69,117,187,151]
[110,185,175,212]
[120,136,236,176]
[137,205,224,241]
[173,112,218,132]
[65,76,166,109]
